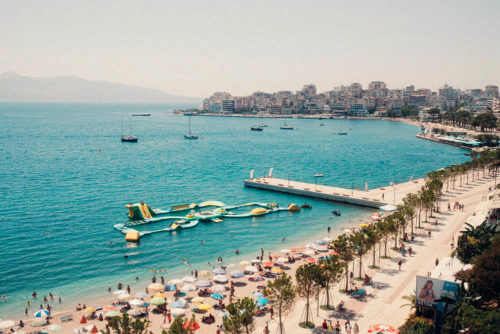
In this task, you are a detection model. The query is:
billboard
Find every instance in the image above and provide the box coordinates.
[415,276,459,311]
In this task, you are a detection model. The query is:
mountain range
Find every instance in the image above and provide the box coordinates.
[0,72,201,103]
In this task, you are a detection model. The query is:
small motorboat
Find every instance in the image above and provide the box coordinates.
[320,123,325,126]
[121,136,138,142]
[280,125,294,130]
[250,126,263,131]
[301,203,312,209]
[332,210,341,216]
[132,113,151,116]
[337,132,347,135]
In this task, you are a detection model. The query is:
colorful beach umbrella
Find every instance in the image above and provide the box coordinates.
[103,305,116,311]
[170,300,186,308]
[198,270,210,276]
[80,315,87,324]
[84,306,95,312]
[191,297,204,303]
[32,318,47,327]
[183,320,200,331]
[359,223,369,227]
[329,250,339,256]
[256,297,268,306]
[211,293,224,300]
[197,303,212,311]
[105,311,119,318]
[150,297,166,306]
[253,291,264,297]
[271,267,283,274]
[305,258,317,264]
[368,324,399,333]
[216,311,228,318]
[117,293,131,301]
[239,261,250,266]
[48,324,62,332]
[315,240,327,245]
[263,262,273,268]
[171,308,186,316]
[90,325,99,334]
[248,276,265,282]
[33,309,50,318]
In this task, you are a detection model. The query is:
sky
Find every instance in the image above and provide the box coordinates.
[1,0,499,97]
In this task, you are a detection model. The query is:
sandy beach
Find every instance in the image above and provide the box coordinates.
[4,172,495,334]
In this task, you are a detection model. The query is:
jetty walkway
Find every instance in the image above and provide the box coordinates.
[244,176,425,209]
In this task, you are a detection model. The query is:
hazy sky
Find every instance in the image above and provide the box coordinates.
[1,0,499,97]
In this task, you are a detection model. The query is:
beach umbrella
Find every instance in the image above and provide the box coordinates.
[214,275,228,283]
[314,246,328,252]
[33,309,50,318]
[213,285,226,292]
[244,266,257,272]
[183,320,200,331]
[290,248,299,253]
[117,293,131,301]
[182,276,196,283]
[168,279,182,285]
[148,283,164,291]
[105,311,119,318]
[305,258,317,264]
[368,324,399,333]
[270,254,280,258]
[197,303,212,311]
[306,243,315,248]
[251,259,261,264]
[84,306,95,312]
[212,268,226,275]
[170,300,187,308]
[359,223,369,228]
[181,284,197,292]
[263,261,273,268]
[153,292,165,298]
[171,308,186,316]
[150,297,166,306]
[271,267,283,274]
[90,325,99,334]
[211,292,224,300]
[303,250,315,256]
[230,270,245,278]
[80,315,87,324]
[227,263,238,268]
[103,305,116,311]
[248,276,265,282]
[256,297,268,306]
[329,250,339,256]
[280,249,291,253]
[198,270,210,276]
[315,240,327,245]
[216,311,228,318]
[113,290,126,296]
[253,291,264,297]
[0,320,15,329]
[47,324,62,332]
[129,299,145,307]
[127,309,142,316]
[240,261,250,266]
[323,237,333,242]
[196,280,212,288]
[277,257,288,264]
[191,296,204,303]
[342,228,353,234]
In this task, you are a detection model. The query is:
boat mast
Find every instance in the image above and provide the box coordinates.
[188,116,192,135]
[121,116,124,136]
[129,117,132,136]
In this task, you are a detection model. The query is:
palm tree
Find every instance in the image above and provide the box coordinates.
[400,290,416,312]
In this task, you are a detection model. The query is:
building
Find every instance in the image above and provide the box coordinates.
[408,94,428,107]
[221,99,235,113]
[348,103,368,117]
[485,85,499,98]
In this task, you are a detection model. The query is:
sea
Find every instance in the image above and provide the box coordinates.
[0,103,469,318]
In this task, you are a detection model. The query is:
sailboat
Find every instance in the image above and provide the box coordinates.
[259,116,268,128]
[121,116,138,142]
[184,116,199,139]
[280,118,294,130]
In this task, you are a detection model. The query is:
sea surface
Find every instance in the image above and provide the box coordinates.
[0,103,468,318]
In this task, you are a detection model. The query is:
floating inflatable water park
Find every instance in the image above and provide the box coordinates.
[114,200,304,242]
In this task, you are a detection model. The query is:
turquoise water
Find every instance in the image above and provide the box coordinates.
[0,103,468,318]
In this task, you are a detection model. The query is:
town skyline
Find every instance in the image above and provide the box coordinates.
[1,0,499,97]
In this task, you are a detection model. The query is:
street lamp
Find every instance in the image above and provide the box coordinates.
[314,174,323,191]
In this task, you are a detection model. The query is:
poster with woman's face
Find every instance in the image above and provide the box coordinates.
[416,276,459,311]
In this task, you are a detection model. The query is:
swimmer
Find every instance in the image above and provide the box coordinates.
[1,295,6,300]
[282,237,286,241]
[182,258,191,266]
[201,240,206,244]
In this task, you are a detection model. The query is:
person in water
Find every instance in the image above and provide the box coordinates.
[418,280,437,301]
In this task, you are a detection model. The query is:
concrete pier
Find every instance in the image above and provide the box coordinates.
[244,176,424,209]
